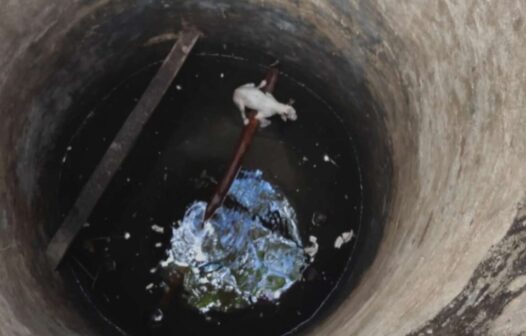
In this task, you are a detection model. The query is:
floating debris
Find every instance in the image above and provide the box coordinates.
[176,85,182,90]
[323,154,338,166]
[151,225,165,234]
[124,232,131,240]
[159,256,172,268]
[304,236,319,262]
[334,230,354,249]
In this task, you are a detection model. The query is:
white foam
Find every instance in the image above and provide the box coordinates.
[151,225,164,234]
[304,235,319,261]
[334,230,354,249]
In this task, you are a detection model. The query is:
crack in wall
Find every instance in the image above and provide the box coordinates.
[409,204,526,336]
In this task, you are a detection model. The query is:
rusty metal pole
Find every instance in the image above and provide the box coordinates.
[203,67,279,221]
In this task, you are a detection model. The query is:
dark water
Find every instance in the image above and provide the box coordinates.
[59,51,362,335]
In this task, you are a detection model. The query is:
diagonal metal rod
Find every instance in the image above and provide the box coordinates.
[47,29,201,269]
[203,67,279,221]
[150,68,280,322]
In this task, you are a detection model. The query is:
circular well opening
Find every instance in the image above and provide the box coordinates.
[58,42,365,335]
[0,2,393,335]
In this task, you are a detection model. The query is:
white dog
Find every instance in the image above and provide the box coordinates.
[233,80,297,127]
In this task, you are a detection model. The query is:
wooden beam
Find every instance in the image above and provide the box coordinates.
[46,29,201,269]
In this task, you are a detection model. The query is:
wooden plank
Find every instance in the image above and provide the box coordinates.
[46,29,201,269]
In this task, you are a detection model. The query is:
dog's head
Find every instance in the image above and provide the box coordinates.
[283,105,297,121]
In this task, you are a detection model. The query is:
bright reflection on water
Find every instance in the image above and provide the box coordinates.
[161,170,307,313]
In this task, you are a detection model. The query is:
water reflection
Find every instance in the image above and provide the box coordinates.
[161,170,307,313]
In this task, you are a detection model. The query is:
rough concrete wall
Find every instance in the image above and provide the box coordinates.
[0,0,120,333]
[315,1,526,335]
[0,0,525,335]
